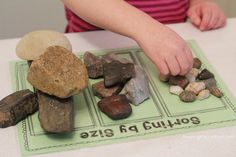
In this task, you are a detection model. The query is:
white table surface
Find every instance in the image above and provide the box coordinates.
[0,18,236,157]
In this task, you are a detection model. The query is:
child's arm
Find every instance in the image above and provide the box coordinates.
[188,0,226,31]
[62,0,193,76]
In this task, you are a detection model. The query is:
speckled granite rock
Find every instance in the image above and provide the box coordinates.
[37,90,74,133]
[27,46,88,98]
[16,30,72,60]
[0,89,38,128]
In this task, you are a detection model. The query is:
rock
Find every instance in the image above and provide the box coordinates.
[37,90,74,133]
[16,30,72,60]
[197,89,210,100]
[179,91,196,102]
[185,68,200,83]
[103,53,132,64]
[209,86,223,98]
[185,82,206,94]
[203,78,217,89]
[0,89,38,128]
[159,73,170,82]
[98,95,132,120]
[27,46,88,98]
[198,69,214,80]
[168,75,189,89]
[103,60,135,87]
[121,66,150,105]
[169,85,184,96]
[83,51,103,79]
[193,58,202,69]
[92,81,122,99]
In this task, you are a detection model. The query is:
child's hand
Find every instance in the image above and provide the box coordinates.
[187,1,226,31]
[136,24,193,76]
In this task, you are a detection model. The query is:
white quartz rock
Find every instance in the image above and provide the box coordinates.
[169,85,184,96]
[185,82,206,94]
[121,65,149,105]
[197,89,210,100]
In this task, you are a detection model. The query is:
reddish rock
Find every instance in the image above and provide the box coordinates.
[168,75,189,89]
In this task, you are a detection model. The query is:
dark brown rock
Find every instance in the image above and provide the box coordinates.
[168,76,189,89]
[0,89,38,128]
[103,60,135,87]
[83,51,103,78]
[92,81,122,99]
[179,91,196,102]
[193,58,202,69]
[159,73,170,82]
[27,46,88,98]
[97,95,132,120]
[209,87,223,98]
[198,69,214,80]
[37,90,74,133]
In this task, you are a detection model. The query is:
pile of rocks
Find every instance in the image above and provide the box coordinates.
[160,58,223,102]
[84,52,150,120]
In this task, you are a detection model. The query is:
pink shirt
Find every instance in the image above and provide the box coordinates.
[65,0,189,33]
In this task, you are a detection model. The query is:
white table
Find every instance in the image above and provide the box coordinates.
[0,18,236,157]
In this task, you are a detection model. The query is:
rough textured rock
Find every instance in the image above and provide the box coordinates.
[16,30,72,60]
[27,46,88,98]
[179,91,196,102]
[169,85,184,96]
[168,75,189,89]
[185,68,200,83]
[92,81,122,99]
[209,86,223,98]
[198,69,214,80]
[83,51,103,78]
[197,89,210,100]
[103,60,135,87]
[185,82,206,94]
[121,66,150,105]
[103,53,132,64]
[159,73,170,82]
[37,90,74,133]
[97,95,132,120]
[193,58,202,69]
[0,89,38,128]
[203,78,217,89]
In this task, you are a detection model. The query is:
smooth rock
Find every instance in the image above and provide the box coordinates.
[83,51,103,78]
[103,60,135,87]
[27,46,88,98]
[0,89,38,128]
[185,82,206,94]
[193,58,202,69]
[103,53,132,64]
[159,73,170,82]
[92,81,122,99]
[97,95,132,120]
[168,75,189,89]
[121,66,150,105]
[37,90,74,133]
[16,30,72,60]
[179,91,196,102]
[197,89,210,100]
[209,86,223,98]
[203,78,217,89]
[185,68,199,82]
[169,85,184,96]
[198,69,214,80]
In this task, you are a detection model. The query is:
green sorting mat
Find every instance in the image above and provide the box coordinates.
[10,40,236,155]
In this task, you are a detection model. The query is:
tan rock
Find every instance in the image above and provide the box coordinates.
[16,30,72,60]
[27,46,88,98]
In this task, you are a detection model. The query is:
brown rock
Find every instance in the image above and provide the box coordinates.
[169,75,189,89]
[179,91,196,102]
[203,78,217,89]
[159,73,170,82]
[103,53,132,64]
[83,51,103,78]
[193,58,202,69]
[27,46,88,98]
[0,89,38,128]
[209,86,223,98]
[92,81,122,99]
[198,69,214,80]
[97,95,132,120]
[37,90,74,133]
[103,60,135,87]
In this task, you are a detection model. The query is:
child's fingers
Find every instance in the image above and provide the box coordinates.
[214,13,226,29]
[184,46,194,69]
[199,9,212,30]
[176,54,190,76]
[154,57,169,75]
[165,56,180,76]
[187,8,201,26]
[206,10,218,30]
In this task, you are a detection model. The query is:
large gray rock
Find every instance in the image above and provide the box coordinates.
[103,53,132,64]
[37,90,74,133]
[121,65,150,105]
[27,46,88,98]
[16,30,72,60]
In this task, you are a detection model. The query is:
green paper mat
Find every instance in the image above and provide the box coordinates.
[10,40,236,156]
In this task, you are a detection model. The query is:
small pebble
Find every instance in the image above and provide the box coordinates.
[159,73,170,82]
[203,78,217,89]
[169,76,189,89]
[179,91,196,102]
[209,86,223,98]
[169,85,184,96]
[197,89,210,100]
[185,82,206,94]
[193,58,202,69]
[198,69,214,80]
